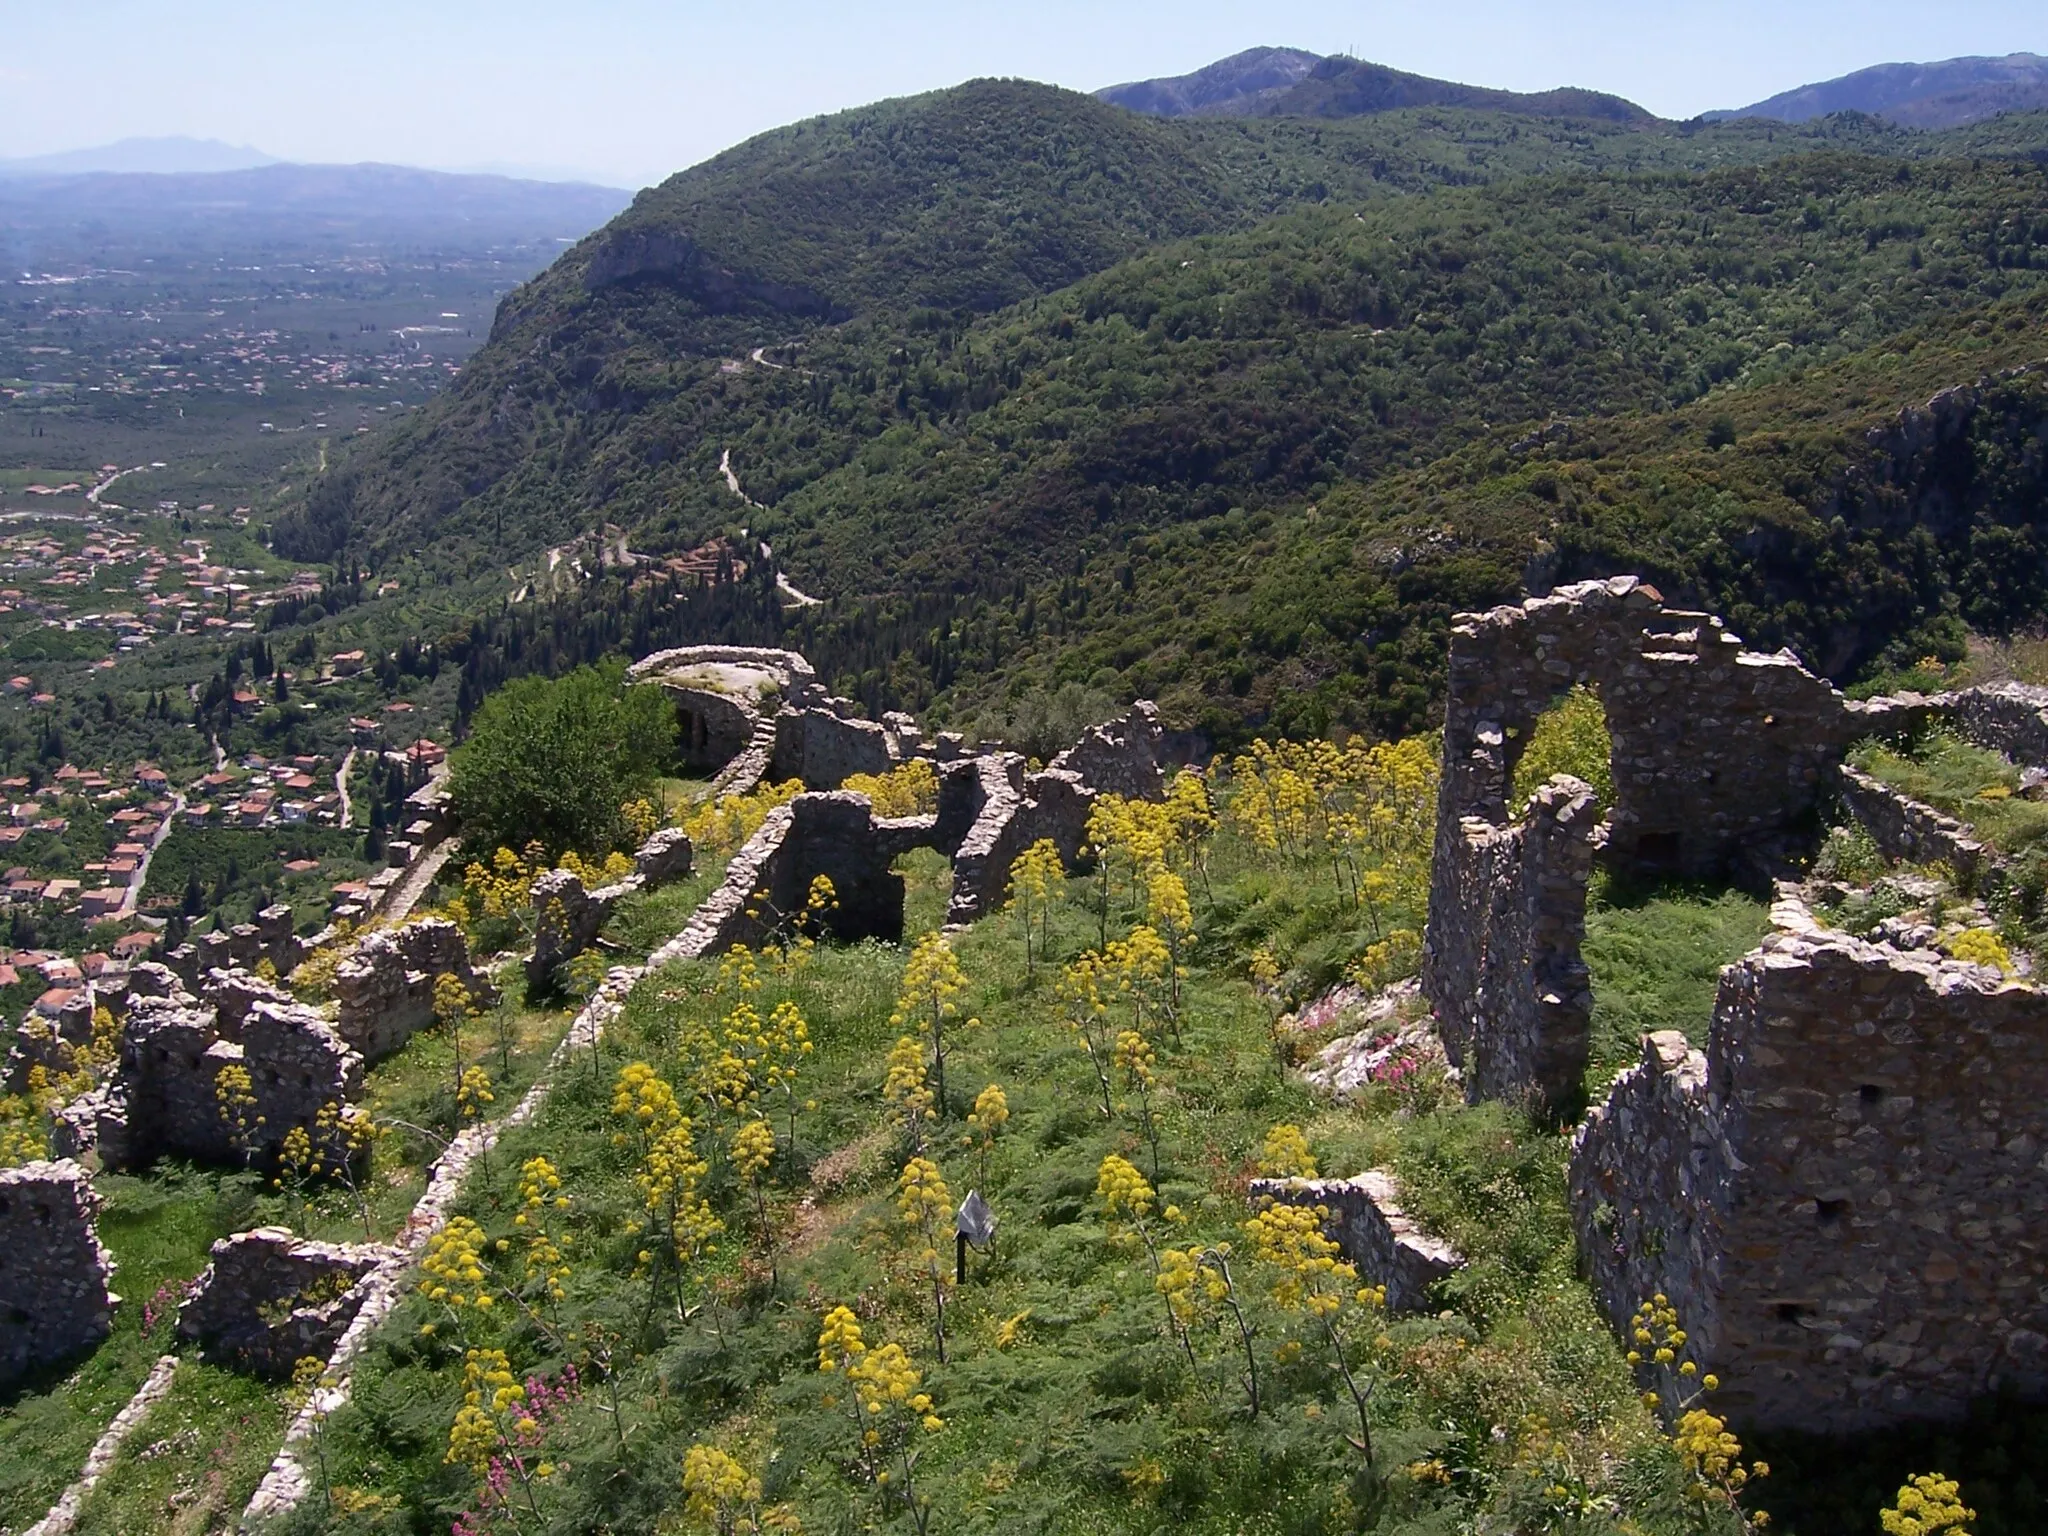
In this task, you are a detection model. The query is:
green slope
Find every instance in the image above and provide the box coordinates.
[272,81,2017,567]
[268,83,2048,746]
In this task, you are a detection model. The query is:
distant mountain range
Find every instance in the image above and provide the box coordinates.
[1711,52,2048,129]
[0,135,281,178]
[0,162,634,265]
[1097,49,1650,122]
[0,136,626,189]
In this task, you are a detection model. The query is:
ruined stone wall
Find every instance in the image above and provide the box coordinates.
[1838,765,1997,886]
[943,707,1164,925]
[95,998,364,1173]
[628,645,825,787]
[0,1159,116,1388]
[1429,577,1877,887]
[674,793,943,958]
[1422,576,1943,1117]
[1048,702,1166,802]
[1249,1170,1464,1312]
[1948,682,2048,766]
[1571,930,2048,1433]
[524,829,695,990]
[333,919,497,1062]
[1428,776,1603,1113]
[179,1227,390,1378]
[771,706,896,789]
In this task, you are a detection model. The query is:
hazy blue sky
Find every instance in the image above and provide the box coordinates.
[3,0,2042,188]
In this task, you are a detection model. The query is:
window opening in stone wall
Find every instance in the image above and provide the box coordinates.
[1509,683,1614,815]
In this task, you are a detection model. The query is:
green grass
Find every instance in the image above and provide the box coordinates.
[1851,733,2048,857]
[289,840,1708,1536]
[70,1361,285,1536]
[1579,883,1774,1098]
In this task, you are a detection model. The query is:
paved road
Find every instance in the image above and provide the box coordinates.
[117,791,186,920]
[335,746,357,829]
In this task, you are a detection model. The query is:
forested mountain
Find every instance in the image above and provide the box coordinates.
[1716,52,2048,130]
[1096,46,1324,118]
[1097,50,1649,123]
[268,75,2048,746]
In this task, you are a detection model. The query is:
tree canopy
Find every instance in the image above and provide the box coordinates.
[448,661,675,859]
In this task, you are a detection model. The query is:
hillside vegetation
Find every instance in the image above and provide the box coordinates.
[248,85,2048,758]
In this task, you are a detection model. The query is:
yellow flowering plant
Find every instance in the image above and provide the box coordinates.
[1880,1473,1974,1536]
[897,1155,954,1362]
[1243,1200,1388,1465]
[816,1304,943,1535]
[890,932,976,1112]
[682,1443,764,1535]
[1626,1295,1770,1528]
[964,1081,1008,1189]
[1005,836,1066,978]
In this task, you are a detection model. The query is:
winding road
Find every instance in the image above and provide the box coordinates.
[718,448,823,607]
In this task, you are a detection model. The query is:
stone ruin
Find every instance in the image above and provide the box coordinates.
[179,1226,393,1378]
[668,701,1167,959]
[0,1159,116,1390]
[1400,574,2048,1435]
[526,827,694,990]
[1571,910,2048,1432]
[82,990,364,1172]
[41,915,492,1176]
[166,901,309,989]
[1421,575,1935,1113]
[334,917,499,1060]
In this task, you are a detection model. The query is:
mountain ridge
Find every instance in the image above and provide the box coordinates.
[1713,52,2048,129]
[0,134,281,177]
[1097,50,1652,123]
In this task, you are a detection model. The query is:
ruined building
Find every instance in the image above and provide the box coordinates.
[666,699,1168,959]
[1411,575,2048,1433]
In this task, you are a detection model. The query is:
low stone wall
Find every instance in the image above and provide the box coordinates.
[0,1160,116,1389]
[1837,765,1996,886]
[1571,928,2048,1433]
[178,1227,392,1378]
[1949,682,2048,766]
[525,828,696,990]
[1249,1170,1464,1312]
[1426,775,1602,1114]
[334,918,497,1061]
